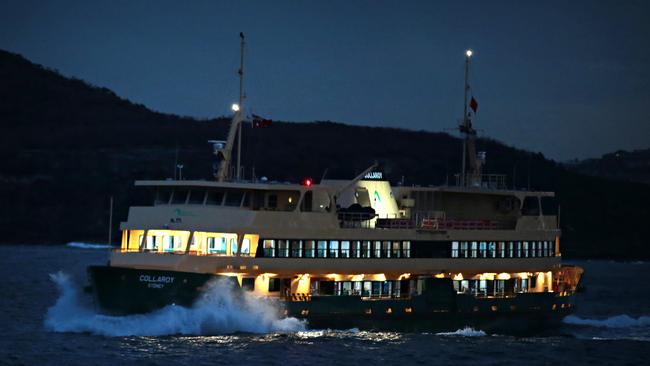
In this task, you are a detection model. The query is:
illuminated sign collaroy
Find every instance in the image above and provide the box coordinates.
[364,172,383,180]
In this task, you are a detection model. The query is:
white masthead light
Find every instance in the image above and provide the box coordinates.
[466,49,473,57]
[231,103,240,112]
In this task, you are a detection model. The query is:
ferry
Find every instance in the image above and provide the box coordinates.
[88,36,583,334]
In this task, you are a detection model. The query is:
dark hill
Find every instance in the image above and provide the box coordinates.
[566,149,650,185]
[1,49,649,259]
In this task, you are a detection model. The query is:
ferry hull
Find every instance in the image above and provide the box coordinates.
[88,265,577,334]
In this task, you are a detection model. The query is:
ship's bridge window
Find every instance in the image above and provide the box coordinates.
[206,190,224,205]
[521,196,540,216]
[155,188,172,205]
[225,190,245,207]
[300,191,313,212]
[267,194,278,209]
[541,197,558,215]
[188,189,206,204]
[171,189,189,204]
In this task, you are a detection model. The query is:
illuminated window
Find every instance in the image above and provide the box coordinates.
[402,241,411,258]
[523,241,529,258]
[362,281,371,297]
[374,241,382,258]
[208,237,227,255]
[291,240,302,257]
[361,241,371,258]
[508,242,514,258]
[304,240,315,258]
[317,240,327,258]
[351,241,361,258]
[479,241,487,258]
[531,241,536,257]
[392,241,401,258]
[340,241,350,258]
[329,240,340,258]
[278,240,289,257]
[461,241,468,258]
[471,241,478,258]
[230,238,237,255]
[488,242,496,258]
[451,241,459,258]
[342,281,352,295]
[382,241,391,258]
[499,241,506,258]
[241,238,250,256]
[263,239,275,257]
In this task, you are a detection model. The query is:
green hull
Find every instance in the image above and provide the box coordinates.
[88,265,576,334]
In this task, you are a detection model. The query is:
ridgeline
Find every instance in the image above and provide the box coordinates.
[1,49,648,259]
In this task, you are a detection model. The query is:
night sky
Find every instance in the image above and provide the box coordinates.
[1,0,649,160]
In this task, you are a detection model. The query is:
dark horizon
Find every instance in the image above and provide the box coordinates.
[1,0,649,160]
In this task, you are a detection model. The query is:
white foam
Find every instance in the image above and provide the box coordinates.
[44,272,306,336]
[563,314,650,328]
[66,242,114,250]
[436,326,487,337]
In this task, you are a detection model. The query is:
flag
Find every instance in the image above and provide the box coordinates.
[252,114,272,128]
[470,97,478,113]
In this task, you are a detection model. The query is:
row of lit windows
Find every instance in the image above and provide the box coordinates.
[310,280,407,298]
[451,241,555,258]
[454,278,532,296]
[261,240,411,258]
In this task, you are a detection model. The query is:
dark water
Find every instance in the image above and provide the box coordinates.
[1,244,649,365]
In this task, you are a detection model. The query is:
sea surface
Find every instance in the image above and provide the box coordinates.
[0,244,648,365]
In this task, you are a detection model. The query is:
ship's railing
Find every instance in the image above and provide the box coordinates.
[420,218,513,231]
[453,173,508,189]
[338,211,515,230]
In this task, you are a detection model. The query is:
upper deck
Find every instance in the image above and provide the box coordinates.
[121,177,559,239]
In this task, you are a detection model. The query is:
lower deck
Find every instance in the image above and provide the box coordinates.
[89,264,581,333]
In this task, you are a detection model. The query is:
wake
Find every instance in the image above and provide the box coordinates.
[44,272,306,336]
[563,314,650,328]
[66,242,114,250]
[436,326,487,337]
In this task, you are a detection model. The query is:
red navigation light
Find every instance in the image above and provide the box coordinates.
[302,178,313,187]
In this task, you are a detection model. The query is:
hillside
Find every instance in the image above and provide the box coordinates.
[566,149,650,185]
[1,49,649,259]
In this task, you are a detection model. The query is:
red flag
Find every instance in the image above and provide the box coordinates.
[252,114,272,128]
[470,97,478,113]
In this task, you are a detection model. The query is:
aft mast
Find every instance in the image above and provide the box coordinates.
[459,49,481,187]
[215,32,246,182]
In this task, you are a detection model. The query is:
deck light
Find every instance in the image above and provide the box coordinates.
[231,103,240,112]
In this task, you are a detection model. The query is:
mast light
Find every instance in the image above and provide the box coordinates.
[466,49,473,57]
[231,103,240,112]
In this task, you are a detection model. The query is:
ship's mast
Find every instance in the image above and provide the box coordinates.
[459,49,478,187]
[215,33,245,182]
[236,32,245,181]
